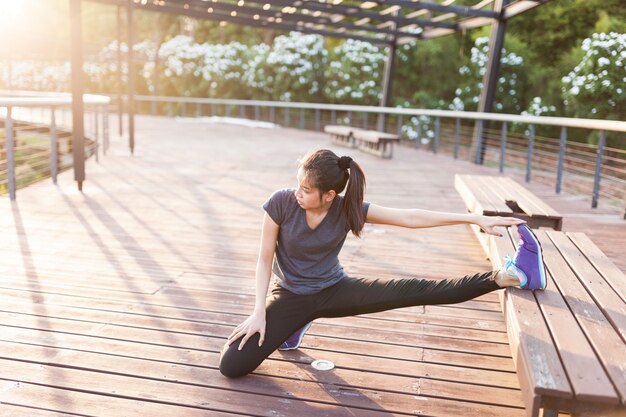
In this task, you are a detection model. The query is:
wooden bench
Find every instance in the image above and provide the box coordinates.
[324,125,400,159]
[455,174,563,254]
[324,125,359,149]
[486,228,626,417]
[352,129,400,159]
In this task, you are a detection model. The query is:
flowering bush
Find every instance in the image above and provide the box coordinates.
[262,32,327,102]
[522,96,557,116]
[562,32,626,120]
[450,37,525,113]
[324,39,385,105]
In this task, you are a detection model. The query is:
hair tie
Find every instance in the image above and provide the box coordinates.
[338,156,353,170]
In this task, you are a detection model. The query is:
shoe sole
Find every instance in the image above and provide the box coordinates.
[520,225,547,290]
[278,322,312,351]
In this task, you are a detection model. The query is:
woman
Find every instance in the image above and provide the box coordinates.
[219,149,546,378]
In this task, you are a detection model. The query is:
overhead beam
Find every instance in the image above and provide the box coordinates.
[89,0,393,45]
[174,0,424,39]
[367,0,498,18]
[241,0,458,29]
[504,0,550,18]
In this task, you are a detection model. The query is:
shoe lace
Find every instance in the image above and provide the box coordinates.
[503,255,514,270]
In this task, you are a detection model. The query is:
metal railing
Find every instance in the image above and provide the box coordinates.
[130,95,626,212]
[0,92,111,200]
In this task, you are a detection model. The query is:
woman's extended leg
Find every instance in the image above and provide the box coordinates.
[314,271,501,318]
[219,284,319,378]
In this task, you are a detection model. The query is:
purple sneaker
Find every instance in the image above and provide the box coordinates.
[511,224,547,290]
[278,322,312,351]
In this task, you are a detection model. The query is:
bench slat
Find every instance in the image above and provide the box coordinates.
[505,178,561,219]
[470,176,516,215]
[548,232,626,344]
[499,178,547,218]
[352,130,399,143]
[455,175,500,215]
[324,125,360,136]
[490,231,573,407]
[544,231,626,404]
[568,232,626,305]
[479,175,540,218]
[533,230,621,405]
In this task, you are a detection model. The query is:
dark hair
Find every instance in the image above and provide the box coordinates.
[300,149,366,237]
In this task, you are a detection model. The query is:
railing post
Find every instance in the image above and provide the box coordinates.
[592,130,605,208]
[5,107,16,200]
[211,103,216,116]
[94,105,99,163]
[284,108,290,127]
[331,109,336,125]
[255,105,260,121]
[474,120,484,164]
[433,117,440,154]
[299,108,305,129]
[363,112,368,130]
[526,124,534,183]
[347,111,352,125]
[315,108,320,131]
[196,102,201,117]
[226,105,231,117]
[50,107,58,184]
[454,118,460,160]
[240,104,245,118]
[499,121,507,173]
[396,114,403,136]
[415,118,421,149]
[556,126,567,194]
[270,106,275,124]
[103,105,109,156]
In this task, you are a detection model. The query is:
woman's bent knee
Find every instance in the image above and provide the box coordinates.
[219,343,256,378]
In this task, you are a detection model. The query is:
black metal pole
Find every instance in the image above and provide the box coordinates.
[127,0,135,155]
[378,15,398,133]
[117,4,123,137]
[70,0,85,191]
[471,0,509,164]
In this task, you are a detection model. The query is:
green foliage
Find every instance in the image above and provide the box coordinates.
[324,40,385,105]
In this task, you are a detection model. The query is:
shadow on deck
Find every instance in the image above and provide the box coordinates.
[0,115,622,416]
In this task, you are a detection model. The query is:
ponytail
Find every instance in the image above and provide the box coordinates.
[343,159,366,237]
[300,149,367,237]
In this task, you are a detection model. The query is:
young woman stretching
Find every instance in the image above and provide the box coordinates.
[219,149,546,378]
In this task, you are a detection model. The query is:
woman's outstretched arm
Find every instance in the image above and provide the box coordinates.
[366,204,524,236]
[226,212,279,350]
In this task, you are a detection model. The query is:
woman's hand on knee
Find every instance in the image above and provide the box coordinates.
[227,311,266,351]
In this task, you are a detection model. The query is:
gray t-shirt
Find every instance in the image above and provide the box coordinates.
[263,188,370,295]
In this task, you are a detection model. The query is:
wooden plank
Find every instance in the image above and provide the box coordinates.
[545,231,626,404]
[503,177,562,220]
[0,327,525,413]
[472,175,518,215]
[454,174,498,215]
[550,232,626,343]
[353,130,400,143]
[489,228,573,413]
[324,125,359,136]
[0,380,241,417]
[0,309,518,390]
[568,232,626,304]
[535,230,619,404]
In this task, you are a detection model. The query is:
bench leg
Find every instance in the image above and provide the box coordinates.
[540,410,558,417]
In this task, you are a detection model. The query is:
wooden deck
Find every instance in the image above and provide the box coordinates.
[0,115,623,416]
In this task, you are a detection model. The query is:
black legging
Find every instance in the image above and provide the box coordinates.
[219,271,500,378]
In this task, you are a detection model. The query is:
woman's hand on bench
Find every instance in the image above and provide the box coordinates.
[476,215,525,237]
